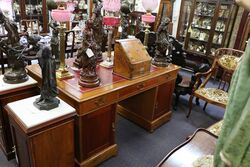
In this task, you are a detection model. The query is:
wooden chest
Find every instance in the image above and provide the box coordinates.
[113,39,151,79]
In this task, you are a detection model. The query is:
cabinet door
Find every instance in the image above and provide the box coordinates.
[209,2,237,55]
[14,0,48,33]
[176,0,193,42]
[154,81,175,119]
[185,0,217,55]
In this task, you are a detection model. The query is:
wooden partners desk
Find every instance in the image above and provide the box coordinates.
[26,59,180,167]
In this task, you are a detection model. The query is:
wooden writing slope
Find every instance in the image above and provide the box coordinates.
[114,39,151,79]
[26,59,180,167]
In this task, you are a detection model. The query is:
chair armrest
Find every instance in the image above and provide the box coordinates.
[191,68,213,92]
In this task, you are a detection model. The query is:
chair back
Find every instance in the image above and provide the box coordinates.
[213,48,244,92]
[21,19,40,35]
[65,30,75,58]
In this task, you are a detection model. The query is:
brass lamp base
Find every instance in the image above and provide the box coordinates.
[56,68,74,79]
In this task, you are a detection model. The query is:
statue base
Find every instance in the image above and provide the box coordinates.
[56,68,74,79]
[3,70,29,84]
[100,59,113,68]
[33,97,60,111]
[152,56,170,67]
[96,52,103,62]
[79,75,100,88]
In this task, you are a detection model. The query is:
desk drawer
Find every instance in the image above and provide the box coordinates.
[119,72,176,99]
[82,92,118,113]
[157,72,176,83]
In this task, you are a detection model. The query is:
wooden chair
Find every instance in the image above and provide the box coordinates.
[65,30,76,58]
[187,48,244,118]
[156,128,217,167]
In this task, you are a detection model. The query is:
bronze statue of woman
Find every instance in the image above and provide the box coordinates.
[34,46,60,110]
[152,17,173,67]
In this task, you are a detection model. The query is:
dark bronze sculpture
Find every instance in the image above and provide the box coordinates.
[0,9,29,83]
[34,46,60,110]
[49,21,60,68]
[120,0,131,39]
[92,0,105,61]
[74,19,100,88]
[152,17,173,67]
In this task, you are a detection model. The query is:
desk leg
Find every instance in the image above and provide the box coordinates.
[118,81,175,132]
[75,104,118,167]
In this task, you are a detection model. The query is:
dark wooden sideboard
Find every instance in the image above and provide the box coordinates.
[26,59,180,167]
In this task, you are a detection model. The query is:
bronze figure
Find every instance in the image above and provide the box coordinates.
[152,17,173,67]
[49,21,60,68]
[0,9,29,83]
[92,0,105,61]
[120,0,131,39]
[75,19,100,88]
[34,46,60,110]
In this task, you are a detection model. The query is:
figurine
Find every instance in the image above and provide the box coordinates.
[152,17,173,67]
[34,46,60,110]
[49,21,60,68]
[74,19,98,68]
[120,0,131,39]
[92,0,106,61]
[0,9,29,83]
[74,19,100,87]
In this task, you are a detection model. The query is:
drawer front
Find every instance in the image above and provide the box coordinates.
[81,92,118,114]
[119,72,176,99]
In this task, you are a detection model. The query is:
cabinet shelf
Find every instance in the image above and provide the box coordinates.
[190,37,208,43]
[181,0,236,59]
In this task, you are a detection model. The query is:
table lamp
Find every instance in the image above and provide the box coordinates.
[51,0,73,79]
[141,0,158,48]
[100,0,121,68]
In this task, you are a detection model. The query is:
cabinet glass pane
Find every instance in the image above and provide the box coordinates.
[177,0,192,42]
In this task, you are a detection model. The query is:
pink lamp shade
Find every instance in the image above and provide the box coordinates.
[103,0,121,12]
[142,0,158,12]
[103,16,120,26]
[51,9,71,22]
[141,14,156,23]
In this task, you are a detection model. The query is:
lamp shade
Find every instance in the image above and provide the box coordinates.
[103,16,120,26]
[51,9,71,22]
[103,0,121,12]
[141,14,155,23]
[142,0,158,12]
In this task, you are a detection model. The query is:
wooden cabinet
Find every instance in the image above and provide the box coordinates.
[0,76,39,160]
[13,0,48,33]
[7,96,76,167]
[177,0,237,63]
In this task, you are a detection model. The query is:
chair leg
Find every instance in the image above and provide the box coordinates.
[173,93,180,111]
[203,102,208,111]
[187,95,194,118]
[195,97,200,105]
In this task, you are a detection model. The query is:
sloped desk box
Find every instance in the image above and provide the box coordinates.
[113,39,151,79]
[6,96,76,167]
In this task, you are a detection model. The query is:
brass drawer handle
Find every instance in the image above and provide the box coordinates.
[137,83,145,90]
[94,97,105,107]
[165,74,171,80]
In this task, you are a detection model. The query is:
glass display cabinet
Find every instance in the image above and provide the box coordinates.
[177,0,237,60]
[13,0,48,33]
